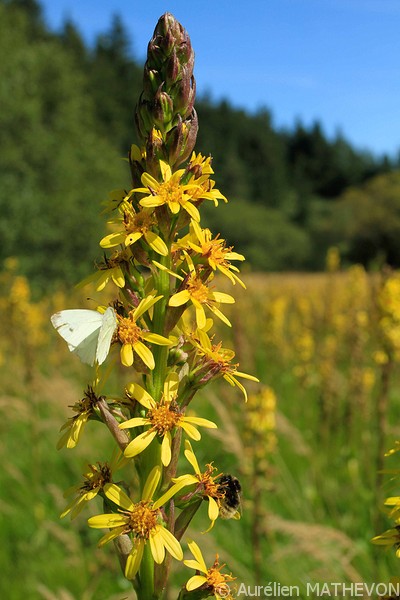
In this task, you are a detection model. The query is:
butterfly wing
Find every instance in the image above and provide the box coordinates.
[96,306,118,365]
[72,327,104,366]
[51,309,104,365]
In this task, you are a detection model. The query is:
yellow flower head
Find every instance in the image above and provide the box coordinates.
[187,221,245,287]
[184,540,235,599]
[166,440,225,529]
[88,466,183,580]
[57,386,102,450]
[78,250,128,291]
[169,257,235,329]
[134,160,201,222]
[100,203,168,257]
[186,152,228,207]
[117,294,172,368]
[190,329,259,401]
[372,526,400,557]
[60,450,127,519]
[120,373,217,466]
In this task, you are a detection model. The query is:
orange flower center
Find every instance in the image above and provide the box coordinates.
[186,274,209,304]
[198,464,224,499]
[82,463,111,493]
[147,402,182,435]
[125,210,154,234]
[202,236,229,267]
[159,179,186,207]
[203,342,237,376]
[72,386,100,417]
[206,556,233,591]
[118,314,143,345]
[128,501,158,539]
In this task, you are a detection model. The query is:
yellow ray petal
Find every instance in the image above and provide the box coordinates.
[210,291,235,304]
[133,340,155,370]
[120,343,134,366]
[98,525,127,547]
[111,266,125,288]
[183,416,218,429]
[179,420,201,440]
[88,513,127,529]
[141,172,160,189]
[132,294,162,319]
[142,332,172,346]
[186,575,208,591]
[161,432,172,466]
[183,201,200,222]
[124,429,157,458]
[187,540,208,573]
[144,230,169,256]
[125,541,144,580]
[208,305,232,327]
[191,300,206,329]
[103,483,135,511]
[208,496,220,522]
[100,231,126,248]
[119,416,148,430]
[184,439,201,475]
[149,529,166,564]
[125,382,155,408]
[164,371,180,401]
[125,231,143,246]
[142,465,161,502]
[156,526,183,560]
[140,195,164,208]
[169,290,191,307]
[153,475,197,509]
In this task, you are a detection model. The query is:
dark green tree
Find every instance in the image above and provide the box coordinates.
[334,172,400,268]
[89,15,143,152]
[0,2,126,290]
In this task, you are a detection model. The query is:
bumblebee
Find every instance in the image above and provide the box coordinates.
[216,474,242,520]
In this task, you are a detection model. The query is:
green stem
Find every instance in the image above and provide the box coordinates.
[150,255,171,401]
[137,256,173,599]
[138,543,156,600]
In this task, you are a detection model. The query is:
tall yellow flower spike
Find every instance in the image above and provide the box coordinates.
[51,12,258,600]
[120,374,217,465]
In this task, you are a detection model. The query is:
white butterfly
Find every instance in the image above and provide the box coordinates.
[50,306,118,366]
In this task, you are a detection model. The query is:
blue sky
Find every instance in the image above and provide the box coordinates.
[40,0,400,157]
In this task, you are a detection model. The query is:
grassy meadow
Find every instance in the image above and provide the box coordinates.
[1,258,400,599]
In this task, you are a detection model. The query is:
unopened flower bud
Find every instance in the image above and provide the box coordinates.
[135,12,198,158]
[153,88,174,131]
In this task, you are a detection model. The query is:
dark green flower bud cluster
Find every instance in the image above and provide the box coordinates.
[135,12,198,172]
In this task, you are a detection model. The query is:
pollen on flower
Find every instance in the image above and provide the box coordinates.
[128,501,158,539]
[159,179,185,207]
[200,464,225,499]
[81,463,112,493]
[210,342,237,372]
[118,314,143,345]
[206,555,234,590]
[200,234,232,267]
[186,274,209,304]
[72,386,101,416]
[196,341,237,379]
[125,209,154,234]
[147,402,182,435]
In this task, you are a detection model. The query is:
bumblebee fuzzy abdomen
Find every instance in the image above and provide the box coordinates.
[217,474,242,520]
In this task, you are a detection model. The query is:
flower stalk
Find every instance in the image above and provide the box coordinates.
[51,12,257,599]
